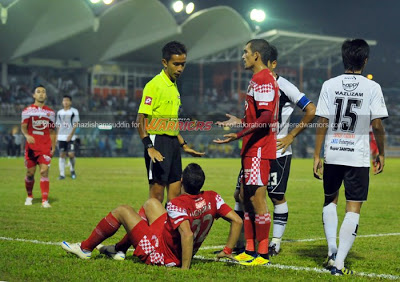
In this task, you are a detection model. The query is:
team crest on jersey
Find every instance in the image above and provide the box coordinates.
[144,96,152,105]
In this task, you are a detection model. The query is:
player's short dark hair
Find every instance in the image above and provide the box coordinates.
[182,163,205,195]
[63,95,72,101]
[342,39,369,71]
[246,39,272,65]
[162,41,187,62]
[33,84,46,93]
[270,45,278,62]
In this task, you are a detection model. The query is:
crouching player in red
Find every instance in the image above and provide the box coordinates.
[62,163,242,269]
[21,85,56,208]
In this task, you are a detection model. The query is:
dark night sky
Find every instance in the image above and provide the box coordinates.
[161,0,400,86]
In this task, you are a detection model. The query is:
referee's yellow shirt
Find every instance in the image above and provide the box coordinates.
[138,70,181,136]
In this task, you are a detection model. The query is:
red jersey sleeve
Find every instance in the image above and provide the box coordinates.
[166,201,189,230]
[251,70,279,112]
[21,106,31,124]
[214,192,232,218]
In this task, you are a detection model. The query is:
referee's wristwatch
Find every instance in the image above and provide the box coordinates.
[180,140,187,148]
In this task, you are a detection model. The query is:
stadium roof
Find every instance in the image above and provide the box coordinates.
[195,29,377,69]
[0,0,376,68]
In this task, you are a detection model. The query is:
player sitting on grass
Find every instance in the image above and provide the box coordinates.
[62,163,242,269]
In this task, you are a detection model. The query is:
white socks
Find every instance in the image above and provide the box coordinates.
[335,212,360,270]
[59,158,66,177]
[272,202,289,252]
[323,203,338,256]
[69,157,75,172]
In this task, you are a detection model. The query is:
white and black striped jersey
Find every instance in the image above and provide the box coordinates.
[316,74,388,167]
[56,107,80,141]
[276,75,312,158]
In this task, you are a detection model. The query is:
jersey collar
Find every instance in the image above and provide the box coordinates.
[160,70,176,87]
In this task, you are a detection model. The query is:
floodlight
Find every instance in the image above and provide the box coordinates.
[250,9,266,23]
[186,2,195,14]
[173,1,184,13]
[90,0,101,3]
[367,74,373,80]
[103,0,113,5]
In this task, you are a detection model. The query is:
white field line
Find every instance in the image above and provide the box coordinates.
[194,255,400,280]
[200,232,400,250]
[1,233,399,280]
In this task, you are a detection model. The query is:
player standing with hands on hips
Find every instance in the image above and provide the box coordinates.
[314,39,388,275]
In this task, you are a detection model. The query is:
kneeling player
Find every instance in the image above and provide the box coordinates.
[62,163,242,269]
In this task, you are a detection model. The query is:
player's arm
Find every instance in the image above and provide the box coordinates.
[178,220,194,269]
[277,102,316,153]
[216,210,243,261]
[177,133,205,157]
[213,110,272,144]
[313,117,328,179]
[136,113,164,163]
[371,118,385,174]
[21,123,34,144]
[50,128,57,156]
[67,122,78,142]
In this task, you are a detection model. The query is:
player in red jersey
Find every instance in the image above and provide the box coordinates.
[61,163,242,269]
[21,85,56,208]
[214,39,279,265]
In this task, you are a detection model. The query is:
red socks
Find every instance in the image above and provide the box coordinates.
[40,177,49,202]
[255,213,271,255]
[25,177,34,197]
[115,234,131,253]
[81,213,121,251]
[244,212,255,252]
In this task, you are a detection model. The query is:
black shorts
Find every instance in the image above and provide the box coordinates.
[58,141,75,153]
[323,163,370,201]
[144,135,182,185]
[267,155,292,195]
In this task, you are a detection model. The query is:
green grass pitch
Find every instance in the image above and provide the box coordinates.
[0,157,399,281]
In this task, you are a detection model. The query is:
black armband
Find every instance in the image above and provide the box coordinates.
[142,136,154,149]
[180,140,187,147]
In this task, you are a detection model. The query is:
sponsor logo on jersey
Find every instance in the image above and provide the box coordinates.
[32,118,49,130]
[144,96,152,105]
[195,199,206,210]
[342,80,359,91]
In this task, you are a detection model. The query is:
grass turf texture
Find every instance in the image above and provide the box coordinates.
[0,157,399,281]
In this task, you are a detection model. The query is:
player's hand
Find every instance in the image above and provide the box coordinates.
[373,155,385,175]
[182,145,205,157]
[215,114,242,127]
[313,156,323,180]
[25,135,35,144]
[215,250,237,262]
[277,133,294,153]
[50,147,56,157]
[147,147,164,163]
[213,133,238,144]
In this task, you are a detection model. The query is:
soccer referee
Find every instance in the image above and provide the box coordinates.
[137,41,204,203]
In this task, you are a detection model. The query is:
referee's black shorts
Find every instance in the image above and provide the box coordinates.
[144,134,182,185]
[323,163,370,202]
